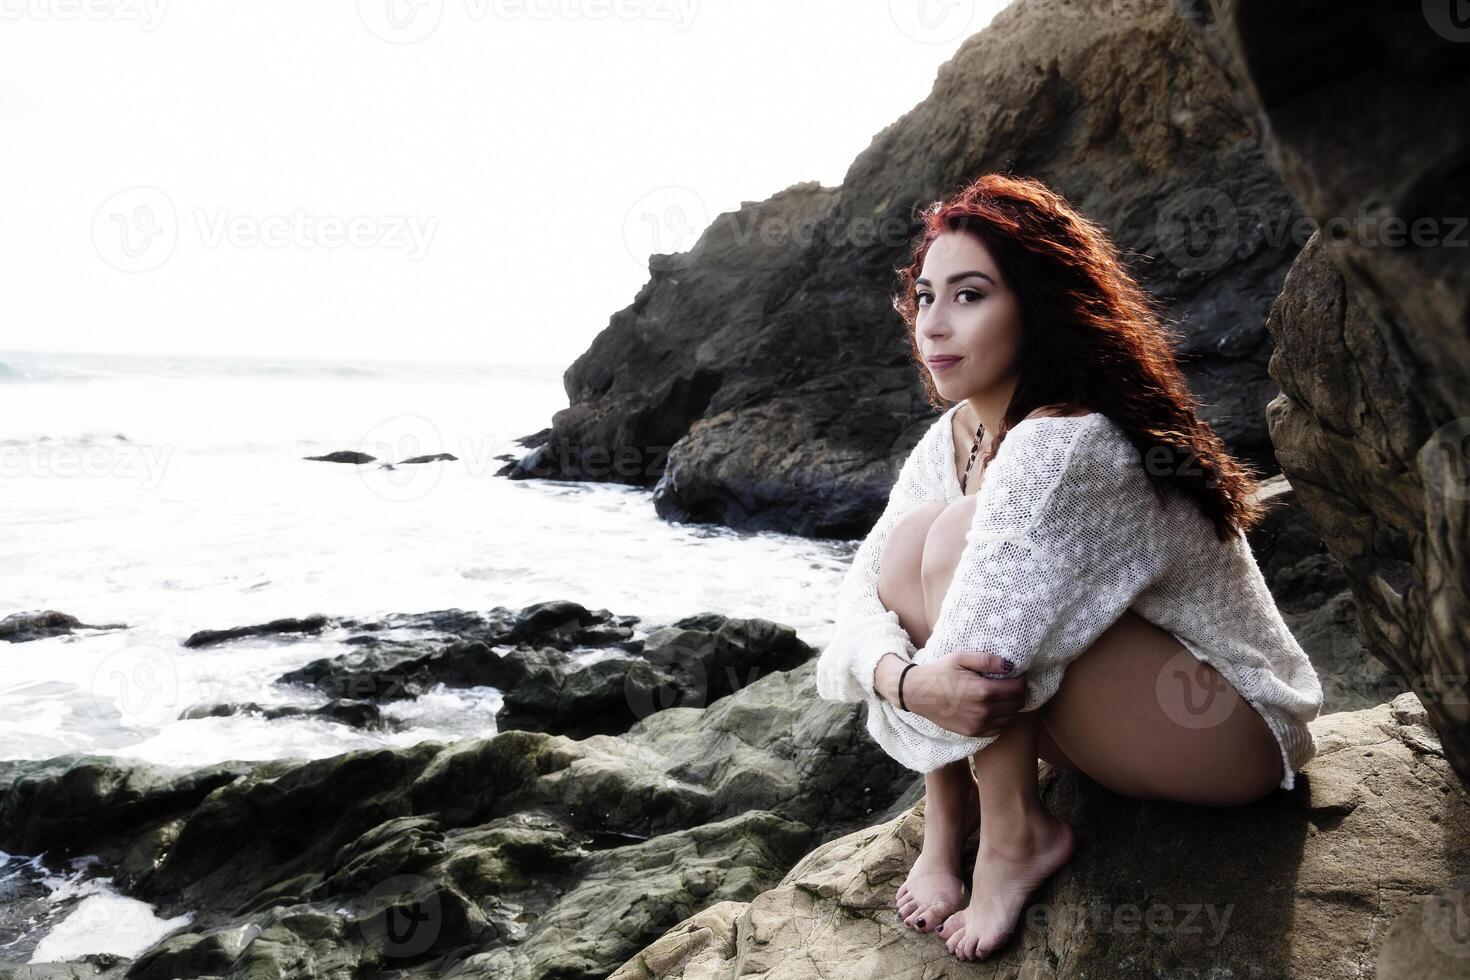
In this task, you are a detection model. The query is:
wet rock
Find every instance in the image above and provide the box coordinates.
[302,450,376,464]
[182,614,331,649]
[0,657,908,978]
[0,611,127,644]
[177,698,392,731]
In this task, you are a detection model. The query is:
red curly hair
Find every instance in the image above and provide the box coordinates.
[891,172,1265,542]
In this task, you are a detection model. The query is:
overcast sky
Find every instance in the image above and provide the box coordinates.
[1,1,1007,367]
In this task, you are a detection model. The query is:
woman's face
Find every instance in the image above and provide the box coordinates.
[914,230,1024,402]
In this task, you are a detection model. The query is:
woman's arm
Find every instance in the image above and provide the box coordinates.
[814,415,946,703]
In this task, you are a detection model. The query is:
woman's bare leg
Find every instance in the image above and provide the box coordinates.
[913,496,1074,959]
[878,503,981,933]
[913,493,1283,959]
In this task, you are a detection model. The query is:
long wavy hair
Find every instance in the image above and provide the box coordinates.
[891,172,1265,542]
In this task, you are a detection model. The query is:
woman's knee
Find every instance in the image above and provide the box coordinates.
[919,496,976,593]
[877,501,947,613]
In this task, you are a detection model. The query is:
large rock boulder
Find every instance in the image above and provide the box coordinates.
[610,693,1470,978]
[502,0,1307,538]
[1186,1,1470,787]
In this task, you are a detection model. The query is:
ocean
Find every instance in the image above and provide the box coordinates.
[0,349,853,770]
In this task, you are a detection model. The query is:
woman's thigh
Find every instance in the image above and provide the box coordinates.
[1037,609,1284,806]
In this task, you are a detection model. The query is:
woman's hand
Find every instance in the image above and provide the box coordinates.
[898,650,1026,738]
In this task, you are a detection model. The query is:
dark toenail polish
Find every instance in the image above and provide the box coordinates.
[917,918,925,928]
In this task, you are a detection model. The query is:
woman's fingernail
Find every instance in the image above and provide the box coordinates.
[1002,659,1015,672]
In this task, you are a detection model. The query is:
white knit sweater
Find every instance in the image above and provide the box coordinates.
[815,403,1323,791]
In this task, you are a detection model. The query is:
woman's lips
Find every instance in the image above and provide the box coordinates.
[928,356,963,373]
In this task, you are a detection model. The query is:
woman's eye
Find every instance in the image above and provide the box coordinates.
[917,288,981,308]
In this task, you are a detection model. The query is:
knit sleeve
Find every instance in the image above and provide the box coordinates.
[918,414,1173,716]
[814,415,946,703]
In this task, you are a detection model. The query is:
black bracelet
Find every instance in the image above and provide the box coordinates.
[898,662,918,712]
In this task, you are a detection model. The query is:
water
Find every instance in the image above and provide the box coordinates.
[0,349,854,770]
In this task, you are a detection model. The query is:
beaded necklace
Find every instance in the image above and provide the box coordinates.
[959,408,985,495]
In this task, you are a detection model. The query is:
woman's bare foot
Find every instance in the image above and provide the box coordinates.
[895,764,980,934]
[937,807,1075,960]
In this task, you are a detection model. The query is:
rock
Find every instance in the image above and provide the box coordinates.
[609,694,1470,979]
[0,755,252,858]
[399,453,458,464]
[0,658,908,978]
[177,698,393,731]
[493,618,815,739]
[1185,2,1470,788]
[302,450,376,464]
[182,614,331,648]
[501,0,1307,537]
[273,605,810,742]
[0,611,127,644]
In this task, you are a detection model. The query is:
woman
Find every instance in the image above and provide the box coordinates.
[814,173,1324,962]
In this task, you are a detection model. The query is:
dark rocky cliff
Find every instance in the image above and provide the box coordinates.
[503,0,1306,540]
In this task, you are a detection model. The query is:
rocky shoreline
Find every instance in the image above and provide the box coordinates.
[0,602,915,979]
[1,596,1463,978]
